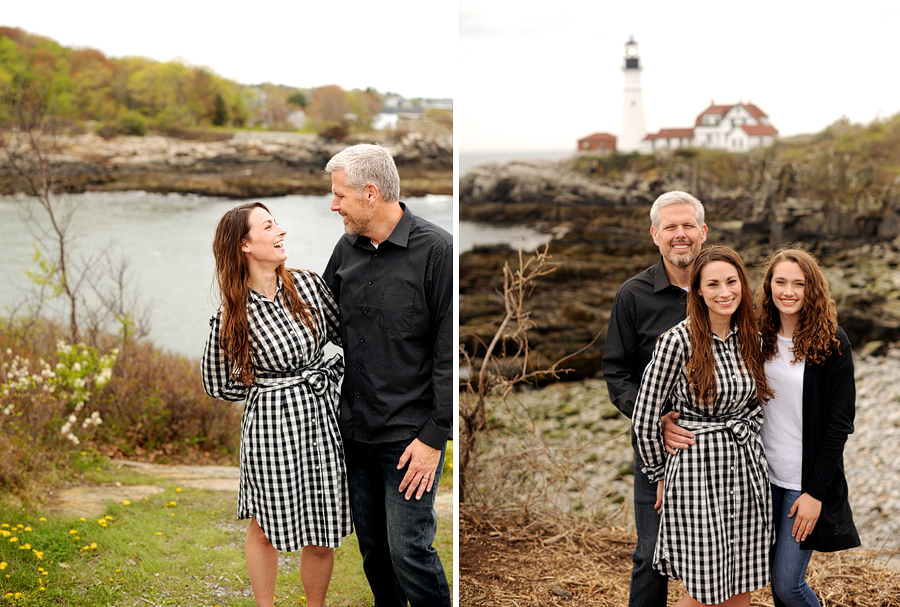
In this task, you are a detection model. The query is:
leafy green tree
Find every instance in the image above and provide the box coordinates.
[287,90,308,107]
[213,92,228,126]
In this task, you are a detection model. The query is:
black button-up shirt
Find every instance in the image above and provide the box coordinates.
[603,257,688,419]
[324,203,453,449]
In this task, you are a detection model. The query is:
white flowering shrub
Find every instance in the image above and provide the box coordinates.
[0,342,118,446]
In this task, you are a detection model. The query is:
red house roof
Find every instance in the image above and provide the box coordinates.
[741,124,778,136]
[578,132,617,143]
[645,128,695,140]
[695,102,769,126]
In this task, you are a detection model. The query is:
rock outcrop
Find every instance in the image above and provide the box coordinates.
[0,131,452,198]
[460,154,900,381]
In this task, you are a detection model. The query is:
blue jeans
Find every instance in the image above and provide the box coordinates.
[771,485,819,607]
[631,449,669,607]
[343,438,451,607]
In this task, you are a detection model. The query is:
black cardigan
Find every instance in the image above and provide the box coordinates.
[798,326,861,552]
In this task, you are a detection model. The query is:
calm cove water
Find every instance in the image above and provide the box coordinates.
[0,192,453,358]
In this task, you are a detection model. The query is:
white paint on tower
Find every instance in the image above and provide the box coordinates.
[619,36,648,153]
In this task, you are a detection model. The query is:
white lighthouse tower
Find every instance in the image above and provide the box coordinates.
[619,36,648,153]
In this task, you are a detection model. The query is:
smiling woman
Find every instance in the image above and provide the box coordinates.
[202,201,350,607]
[632,245,775,606]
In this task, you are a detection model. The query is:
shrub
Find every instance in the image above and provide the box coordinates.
[115,111,148,136]
[0,318,240,497]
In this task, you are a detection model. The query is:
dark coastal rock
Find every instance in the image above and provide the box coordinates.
[460,156,900,382]
[0,132,452,199]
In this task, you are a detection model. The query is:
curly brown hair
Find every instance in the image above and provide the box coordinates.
[686,246,773,409]
[212,202,320,385]
[755,247,840,364]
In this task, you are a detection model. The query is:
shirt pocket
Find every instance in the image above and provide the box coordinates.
[378,285,429,334]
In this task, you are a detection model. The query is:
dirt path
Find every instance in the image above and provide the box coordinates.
[48,459,451,520]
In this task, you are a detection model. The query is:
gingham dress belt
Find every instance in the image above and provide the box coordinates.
[253,353,344,397]
[676,412,755,446]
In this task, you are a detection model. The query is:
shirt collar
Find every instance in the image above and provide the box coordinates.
[652,257,680,293]
[353,202,413,249]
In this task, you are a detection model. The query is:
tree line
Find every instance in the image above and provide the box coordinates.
[0,26,400,136]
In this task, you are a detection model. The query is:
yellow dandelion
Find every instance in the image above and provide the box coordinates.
[0,562,6,570]
[23,527,31,532]
[79,517,86,522]
[0,524,7,528]
[22,544,30,550]
[39,517,46,522]
[90,543,97,549]
[69,529,79,535]
[8,537,17,543]
[122,500,130,505]
[175,488,182,492]
[156,532,163,536]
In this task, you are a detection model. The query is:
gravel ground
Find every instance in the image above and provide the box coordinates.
[465,346,900,552]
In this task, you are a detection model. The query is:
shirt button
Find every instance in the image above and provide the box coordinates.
[367,281,373,285]
[359,337,365,343]
[363,309,369,314]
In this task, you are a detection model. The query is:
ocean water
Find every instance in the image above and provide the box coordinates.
[0,191,452,357]
[459,149,573,177]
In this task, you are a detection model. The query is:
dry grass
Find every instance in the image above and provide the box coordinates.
[460,505,900,606]
[0,318,240,497]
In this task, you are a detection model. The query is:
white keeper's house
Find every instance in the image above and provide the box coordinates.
[644,101,778,152]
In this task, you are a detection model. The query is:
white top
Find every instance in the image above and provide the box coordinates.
[761,334,805,490]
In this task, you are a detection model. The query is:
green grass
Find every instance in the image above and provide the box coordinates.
[0,454,454,606]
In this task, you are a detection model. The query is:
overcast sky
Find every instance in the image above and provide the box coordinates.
[460,0,900,152]
[3,0,456,99]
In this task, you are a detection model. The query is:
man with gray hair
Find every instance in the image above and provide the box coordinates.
[323,143,452,606]
[602,190,707,606]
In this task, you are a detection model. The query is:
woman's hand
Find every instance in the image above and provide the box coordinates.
[655,479,664,513]
[661,411,695,455]
[789,493,822,542]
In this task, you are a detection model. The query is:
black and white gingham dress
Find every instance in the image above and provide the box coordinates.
[201,270,352,551]
[633,319,773,604]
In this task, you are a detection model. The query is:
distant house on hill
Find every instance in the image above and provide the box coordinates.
[644,101,778,152]
[577,132,617,153]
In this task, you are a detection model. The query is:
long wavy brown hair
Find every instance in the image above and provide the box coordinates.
[212,202,319,385]
[756,247,840,364]
[686,246,773,409]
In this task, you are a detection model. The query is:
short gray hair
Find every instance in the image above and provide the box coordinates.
[649,191,705,229]
[325,144,401,203]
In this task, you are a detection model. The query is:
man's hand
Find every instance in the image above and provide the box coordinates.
[661,411,695,455]
[789,493,822,542]
[397,438,441,501]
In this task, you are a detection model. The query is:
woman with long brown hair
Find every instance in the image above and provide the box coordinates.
[201,202,350,607]
[755,247,859,606]
[633,245,774,606]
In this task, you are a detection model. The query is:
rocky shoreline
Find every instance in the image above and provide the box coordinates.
[0,131,452,199]
[460,158,900,381]
[464,346,900,552]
